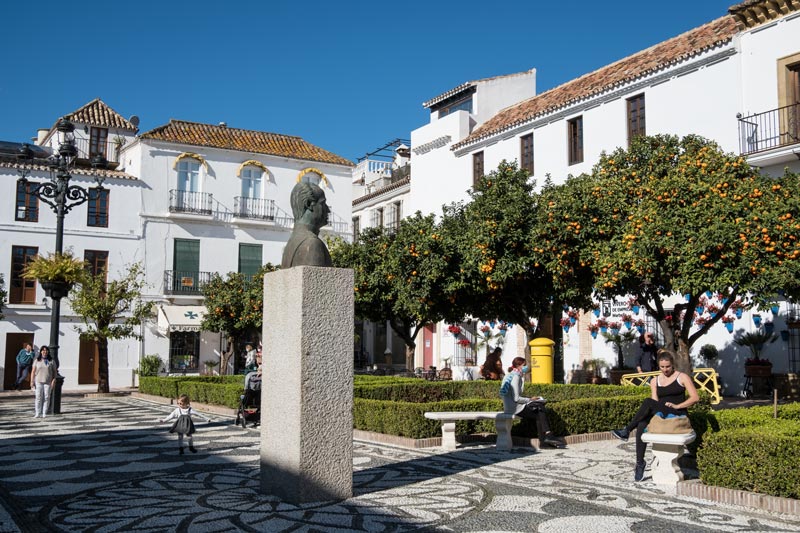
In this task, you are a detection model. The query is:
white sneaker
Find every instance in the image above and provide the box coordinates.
[42,414,46,418]
[33,414,40,418]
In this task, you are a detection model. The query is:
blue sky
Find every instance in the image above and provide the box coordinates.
[0,1,735,163]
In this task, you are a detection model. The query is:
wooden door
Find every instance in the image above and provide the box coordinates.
[4,333,34,390]
[78,338,99,384]
[423,324,435,368]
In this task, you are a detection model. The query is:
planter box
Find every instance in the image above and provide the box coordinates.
[745,365,773,378]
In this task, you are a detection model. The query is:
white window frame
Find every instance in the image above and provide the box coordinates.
[241,167,263,199]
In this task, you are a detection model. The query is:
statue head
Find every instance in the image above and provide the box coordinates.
[290,181,330,233]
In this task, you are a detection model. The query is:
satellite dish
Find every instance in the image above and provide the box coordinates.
[129,115,140,127]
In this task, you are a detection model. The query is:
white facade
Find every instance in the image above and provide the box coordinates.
[1,104,353,391]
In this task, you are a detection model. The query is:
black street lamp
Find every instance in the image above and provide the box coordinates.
[17,117,107,414]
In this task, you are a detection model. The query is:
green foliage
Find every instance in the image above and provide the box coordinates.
[734,330,778,359]
[331,213,465,368]
[201,264,278,371]
[138,355,163,376]
[600,330,637,369]
[445,161,568,341]
[23,252,88,283]
[698,344,718,361]
[539,134,798,370]
[138,375,245,409]
[70,263,153,393]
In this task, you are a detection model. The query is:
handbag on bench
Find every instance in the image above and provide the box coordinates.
[645,413,692,434]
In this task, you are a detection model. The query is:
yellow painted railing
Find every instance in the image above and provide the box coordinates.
[620,368,721,405]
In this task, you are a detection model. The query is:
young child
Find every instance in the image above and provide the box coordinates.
[157,394,210,454]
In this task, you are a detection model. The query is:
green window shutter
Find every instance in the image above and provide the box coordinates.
[238,244,262,276]
[173,239,200,274]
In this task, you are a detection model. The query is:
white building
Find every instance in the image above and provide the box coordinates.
[1,100,354,390]
[353,0,800,390]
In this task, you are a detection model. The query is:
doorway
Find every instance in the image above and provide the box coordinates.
[78,338,99,384]
[4,332,34,390]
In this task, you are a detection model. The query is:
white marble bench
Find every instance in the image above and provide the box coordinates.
[641,431,696,484]
[424,411,515,451]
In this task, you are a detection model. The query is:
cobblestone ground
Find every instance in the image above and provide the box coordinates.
[0,394,799,532]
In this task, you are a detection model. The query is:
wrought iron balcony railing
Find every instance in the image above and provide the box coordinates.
[738,103,800,156]
[233,196,275,220]
[163,270,214,295]
[169,189,213,215]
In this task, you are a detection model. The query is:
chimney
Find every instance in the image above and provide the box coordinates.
[35,129,49,146]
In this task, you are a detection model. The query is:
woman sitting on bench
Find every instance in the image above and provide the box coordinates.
[611,350,699,481]
[500,356,562,448]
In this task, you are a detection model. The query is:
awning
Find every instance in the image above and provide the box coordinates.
[157,305,207,334]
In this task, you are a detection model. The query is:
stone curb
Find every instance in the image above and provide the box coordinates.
[678,479,800,516]
[130,391,237,417]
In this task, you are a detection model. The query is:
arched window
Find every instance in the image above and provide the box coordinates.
[297,167,327,187]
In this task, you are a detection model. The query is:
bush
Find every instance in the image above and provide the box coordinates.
[138,355,162,377]
[697,423,800,498]
[138,375,245,408]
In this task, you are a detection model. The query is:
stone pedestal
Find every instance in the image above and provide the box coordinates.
[641,431,696,484]
[260,267,354,503]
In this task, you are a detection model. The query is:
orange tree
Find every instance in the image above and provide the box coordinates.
[445,161,593,375]
[201,264,278,373]
[330,212,465,370]
[539,134,800,371]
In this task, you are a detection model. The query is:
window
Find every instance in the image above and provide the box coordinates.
[173,239,200,293]
[87,187,109,227]
[177,161,200,192]
[439,96,473,118]
[84,250,109,281]
[238,243,262,277]
[568,116,584,165]
[372,207,384,228]
[169,331,200,372]
[352,216,360,241]
[10,246,37,304]
[89,127,108,158]
[241,167,262,199]
[385,201,402,233]
[473,151,484,185]
[15,180,38,222]
[627,94,646,145]
[520,133,534,175]
[392,201,402,229]
[778,54,800,146]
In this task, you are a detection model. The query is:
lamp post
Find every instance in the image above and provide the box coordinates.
[17,117,107,414]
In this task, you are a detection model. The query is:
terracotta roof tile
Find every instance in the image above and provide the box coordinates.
[452,16,738,151]
[64,98,137,130]
[353,175,411,206]
[728,0,799,30]
[140,120,353,167]
[0,157,137,181]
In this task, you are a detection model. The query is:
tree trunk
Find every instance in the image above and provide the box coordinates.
[405,344,415,372]
[97,337,110,393]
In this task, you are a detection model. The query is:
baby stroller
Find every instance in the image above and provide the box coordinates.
[235,372,261,428]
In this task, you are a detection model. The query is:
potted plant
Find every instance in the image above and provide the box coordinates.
[601,329,637,384]
[203,360,220,375]
[581,358,608,384]
[587,323,600,339]
[698,344,718,365]
[22,252,87,299]
[735,331,776,377]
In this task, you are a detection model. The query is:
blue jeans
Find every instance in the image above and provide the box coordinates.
[15,363,32,389]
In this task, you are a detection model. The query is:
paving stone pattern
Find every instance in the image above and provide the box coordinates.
[0,395,798,532]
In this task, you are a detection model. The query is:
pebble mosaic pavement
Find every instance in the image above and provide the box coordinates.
[0,394,799,532]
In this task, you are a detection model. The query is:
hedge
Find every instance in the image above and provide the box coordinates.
[138,375,245,409]
[697,423,800,499]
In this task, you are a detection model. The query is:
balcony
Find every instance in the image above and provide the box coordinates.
[738,104,800,165]
[163,270,214,295]
[169,189,213,215]
[233,196,275,221]
[72,137,122,165]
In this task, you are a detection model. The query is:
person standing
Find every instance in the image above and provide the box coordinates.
[637,332,658,373]
[157,394,210,454]
[14,342,35,390]
[480,347,505,380]
[30,346,56,418]
[500,356,562,448]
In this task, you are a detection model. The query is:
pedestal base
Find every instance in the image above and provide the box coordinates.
[260,267,354,503]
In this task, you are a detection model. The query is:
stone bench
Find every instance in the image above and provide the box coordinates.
[424,411,515,451]
[641,431,696,484]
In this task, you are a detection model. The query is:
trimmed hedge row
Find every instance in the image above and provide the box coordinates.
[138,376,245,409]
[697,423,800,499]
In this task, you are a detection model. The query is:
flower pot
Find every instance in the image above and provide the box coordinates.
[631,305,640,315]
[696,306,704,315]
[609,369,628,385]
[735,308,743,319]
[623,321,632,330]
[569,316,577,325]
[745,365,772,378]
[600,326,608,333]
[753,315,762,327]
[636,325,645,334]
[764,322,775,334]
[593,308,600,317]
[563,325,570,333]
[590,331,598,339]
[40,280,73,300]
[725,322,734,333]
[684,293,691,302]
[609,328,620,335]
[771,305,780,314]
[705,291,713,299]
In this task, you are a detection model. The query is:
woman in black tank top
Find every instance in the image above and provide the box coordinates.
[611,350,699,481]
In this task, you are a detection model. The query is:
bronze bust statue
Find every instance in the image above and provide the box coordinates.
[281,182,333,268]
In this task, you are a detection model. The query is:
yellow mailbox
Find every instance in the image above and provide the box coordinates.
[528,337,555,384]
